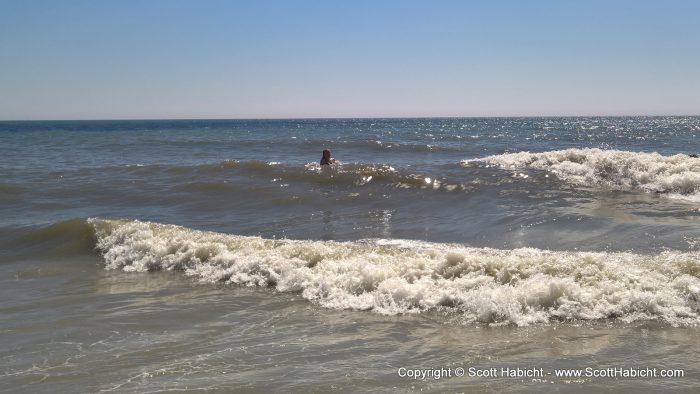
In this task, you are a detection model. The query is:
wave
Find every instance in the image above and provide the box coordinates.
[465,149,700,200]
[126,159,269,174]
[88,218,700,327]
[300,138,460,152]
[0,219,96,261]
[125,160,466,191]
[0,183,24,194]
[300,162,466,190]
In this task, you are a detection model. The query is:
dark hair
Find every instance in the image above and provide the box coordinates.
[321,149,332,165]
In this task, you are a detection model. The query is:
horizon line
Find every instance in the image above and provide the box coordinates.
[1,114,699,122]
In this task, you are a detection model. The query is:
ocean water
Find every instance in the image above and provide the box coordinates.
[1,117,699,392]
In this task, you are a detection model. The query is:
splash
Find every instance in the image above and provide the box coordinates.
[466,149,700,200]
[89,218,700,326]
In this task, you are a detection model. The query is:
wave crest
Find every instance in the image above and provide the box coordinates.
[89,218,700,326]
[466,149,700,199]
[1,219,95,261]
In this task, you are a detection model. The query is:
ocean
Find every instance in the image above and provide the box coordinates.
[1,117,699,392]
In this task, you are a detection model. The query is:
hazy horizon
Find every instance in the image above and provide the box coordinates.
[2,114,700,122]
[2,0,699,120]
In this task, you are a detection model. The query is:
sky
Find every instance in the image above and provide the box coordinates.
[0,0,699,120]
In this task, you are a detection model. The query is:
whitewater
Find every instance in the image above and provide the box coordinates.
[89,218,700,327]
[467,148,700,200]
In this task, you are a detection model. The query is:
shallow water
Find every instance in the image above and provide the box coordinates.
[1,117,699,391]
[2,259,699,392]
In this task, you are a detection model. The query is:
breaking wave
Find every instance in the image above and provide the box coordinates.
[465,149,700,200]
[89,218,700,327]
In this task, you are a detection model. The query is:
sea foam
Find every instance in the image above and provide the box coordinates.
[88,218,700,326]
[465,149,700,200]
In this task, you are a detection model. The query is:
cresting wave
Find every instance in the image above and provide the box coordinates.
[465,148,700,199]
[89,218,700,327]
[0,219,96,262]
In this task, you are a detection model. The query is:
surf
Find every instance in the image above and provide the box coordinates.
[464,148,700,200]
[88,218,700,327]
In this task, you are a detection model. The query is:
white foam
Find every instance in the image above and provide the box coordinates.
[88,218,700,326]
[466,149,700,199]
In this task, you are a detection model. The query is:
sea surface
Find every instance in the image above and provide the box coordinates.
[1,117,699,392]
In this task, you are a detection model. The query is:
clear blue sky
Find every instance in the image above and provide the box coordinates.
[1,0,699,120]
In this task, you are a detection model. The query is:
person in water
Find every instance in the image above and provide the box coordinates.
[320,149,336,165]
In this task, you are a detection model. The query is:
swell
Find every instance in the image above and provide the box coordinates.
[124,161,468,191]
[0,219,96,262]
[300,138,461,152]
[0,183,24,194]
[88,218,700,327]
[465,148,700,200]
[135,137,462,152]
